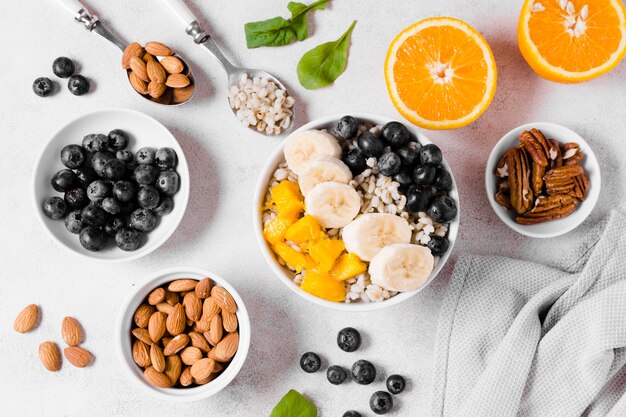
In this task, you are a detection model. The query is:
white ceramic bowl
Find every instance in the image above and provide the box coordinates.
[254,113,460,311]
[485,122,601,238]
[115,267,251,402]
[32,108,190,262]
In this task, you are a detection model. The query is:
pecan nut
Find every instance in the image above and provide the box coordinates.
[516,194,578,224]
[562,142,584,165]
[495,148,515,178]
[507,147,533,214]
[531,161,545,195]
[544,165,583,196]
[495,190,512,209]
[519,129,550,167]
[548,139,563,169]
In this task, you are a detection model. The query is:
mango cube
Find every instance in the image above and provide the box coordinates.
[301,269,346,302]
[270,181,304,221]
[263,216,293,245]
[284,215,325,245]
[330,253,367,281]
[273,242,314,273]
[309,239,345,272]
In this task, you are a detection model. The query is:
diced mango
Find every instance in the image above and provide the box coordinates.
[273,242,314,273]
[284,215,325,245]
[270,181,304,221]
[263,216,294,245]
[301,269,346,302]
[330,253,367,282]
[309,239,345,272]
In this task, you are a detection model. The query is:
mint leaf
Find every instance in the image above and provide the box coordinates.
[269,389,317,417]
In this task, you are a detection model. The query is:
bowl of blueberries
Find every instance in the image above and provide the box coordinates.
[32,108,189,262]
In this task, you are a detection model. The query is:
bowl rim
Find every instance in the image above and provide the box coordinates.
[484,121,601,238]
[31,107,190,263]
[115,266,251,402]
[253,112,460,312]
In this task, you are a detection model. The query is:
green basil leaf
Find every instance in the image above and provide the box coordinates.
[297,20,357,90]
[269,390,317,417]
[244,0,330,49]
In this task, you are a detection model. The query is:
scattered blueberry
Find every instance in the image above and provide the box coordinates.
[343,148,367,174]
[116,150,134,164]
[343,412,362,417]
[64,187,89,209]
[103,159,126,181]
[130,208,157,232]
[33,77,54,97]
[433,167,453,191]
[397,147,419,168]
[108,129,129,150]
[60,144,85,169]
[52,57,75,78]
[377,152,402,177]
[104,216,126,237]
[113,180,137,203]
[76,167,98,188]
[137,185,160,209]
[386,374,406,395]
[153,196,173,216]
[427,235,450,256]
[92,151,114,176]
[420,144,443,165]
[428,195,457,223]
[51,169,78,192]
[357,131,385,158]
[369,391,393,414]
[134,164,158,185]
[87,180,112,202]
[393,171,413,187]
[115,227,142,251]
[156,170,180,195]
[136,147,157,165]
[381,122,409,148]
[82,134,108,153]
[300,352,321,373]
[338,327,361,352]
[155,147,177,170]
[64,210,84,234]
[81,204,108,227]
[406,185,429,213]
[414,164,436,186]
[79,226,107,251]
[101,197,122,215]
[335,116,359,140]
[327,365,348,385]
[67,74,90,95]
[42,197,67,220]
[351,360,376,385]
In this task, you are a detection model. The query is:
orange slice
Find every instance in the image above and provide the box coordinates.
[518,0,626,82]
[384,17,497,130]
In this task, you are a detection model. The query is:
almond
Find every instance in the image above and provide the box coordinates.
[143,52,156,62]
[168,279,198,292]
[156,302,174,315]
[61,317,83,346]
[160,56,184,74]
[211,286,237,313]
[129,56,149,82]
[150,344,166,373]
[180,366,193,386]
[222,312,238,333]
[129,71,148,95]
[151,88,173,105]
[39,341,61,372]
[145,41,173,57]
[195,372,217,385]
[147,81,166,99]
[212,361,224,374]
[195,278,212,299]
[208,314,223,346]
[183,292,202,322]
[64,346,92,368]
[165,73,190,88]
[164,290,180,306]
[122,42,143,69]
[166,303,186,336]
[134,303,154,328]
[188,331,211,353]
[190,358,215,381]
[132,339,151,367]
[147,60,167,83]
[144,366,173,388]
[162,336,173,348]
[203,297,221,321]
[180,346,203,365]
[164,354,182,385]
[214,332,239,362]
[132,328,153,346]
[148,287,166,305]
[171,84,194,104]
[14,304,38,333]
[148,311,167,343]
[163,333,189,356]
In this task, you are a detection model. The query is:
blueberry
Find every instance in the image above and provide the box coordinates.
[369,391,393,414]
[406,185,429,213]
[33,77,54,97]
[343,148,367,174]
[134,164,158,185]
[50,169,78,192]
[60,144,85,169]
[300,352,321,373]
[153,196,173,216]
[64,187,89,209]
[67,74,90,95]
[351,360,376,385]
[104,216,126,237]
[428,195,457,223]
[92,151,114,177]
[136,147,157,164]
[42,197,67,220]
[386,374,406,394]
[427,235,450,256]
[116,150,134,164]
[52,57,75,78]
[327,365,347,385]
[337,327,361,352]
[137,185,160,209]
[113,180,136,203]
[130,208,157,232]
[82,134,109,153]
[397,147,419,168]
[420,144,443,165]
[103,159,126,181]
[76,167,98,188]
[79,226,107,251]
[120,200,138,217]
[433,167,453,191]
[107,129,129,150]
[357,131,385,158]
[115,227,142,251]
[377,152,402,177]
[343,412,362,417]
[393,171,413,188]
[64,210,84,234]
[87,180,112,202]
[381,121,410,148]
[101,197,122,215]
[81,204,108,227]
[335,116,359,140]
[413,164,436,186]
[156,170,180,195]
[155,147,178,170]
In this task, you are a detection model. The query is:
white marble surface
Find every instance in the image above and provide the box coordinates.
[1,0,625,416]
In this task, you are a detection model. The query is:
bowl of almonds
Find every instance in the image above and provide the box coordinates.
[485,122,601,238]
[116,267,250,401]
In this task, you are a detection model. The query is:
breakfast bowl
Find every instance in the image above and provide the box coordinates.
[485,122,601,238]
[32,108,190,262]
[254,113,460,312]
[115,267,251,402]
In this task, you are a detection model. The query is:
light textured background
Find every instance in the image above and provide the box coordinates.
[1,0,624,416]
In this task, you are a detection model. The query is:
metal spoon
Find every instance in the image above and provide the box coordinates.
[159,0,295,135]
[54,0,196,105]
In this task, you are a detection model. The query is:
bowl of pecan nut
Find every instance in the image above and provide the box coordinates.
[485,122,601,238]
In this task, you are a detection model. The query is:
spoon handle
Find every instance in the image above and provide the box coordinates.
[160,0,200,32]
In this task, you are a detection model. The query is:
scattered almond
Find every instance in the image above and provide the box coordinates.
[214,332,239,362]
[189,331,211,353]
[180,366,194,386]
[145,41,173,56]
[211,286,237,314]
[180,346,203,365]
[14,304,38,333]
[190,358,215,381]
[129,56,149,82]
[222,312,238,333]
[148,81,166,99]
[208,314,223,346]
[64,346,92,368]
[165,73,190,88]
[156,302,174,315]
[132,328,153,346]
[148,311,167,343]
[61,317,83,346]
[122,42,143,69]
[164,355,182,385]
[195,278,212,299]
[129,71,148,95]
[132,340,151,367]
[147,60,167,84]
[164,290,180,306]
[166,304,187,336]
[134,303,154,328]
[160,56,184,74]
[150,344,166,373]
[168,279,198,292]
[171,84,194,104]
[163,333,189,356]
[144,366,173,388]
[148,288,166,305]
[39,341,61,372]
[183,292,202,322]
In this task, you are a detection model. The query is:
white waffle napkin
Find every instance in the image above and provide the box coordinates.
[431,210,626,417]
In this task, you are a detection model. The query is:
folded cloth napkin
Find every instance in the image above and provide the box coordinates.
[431,210,626,417]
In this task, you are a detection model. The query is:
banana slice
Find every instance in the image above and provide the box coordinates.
[305,182,361,229]
[369,244,434,292]
[284,130,342,175]
[299,156,353,196]
[342,213,411,261]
